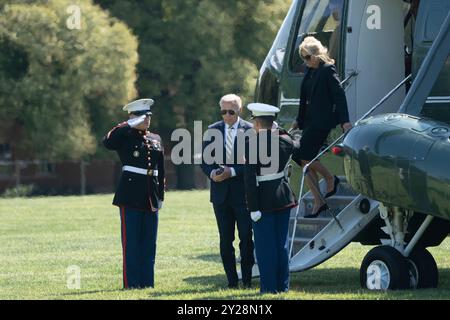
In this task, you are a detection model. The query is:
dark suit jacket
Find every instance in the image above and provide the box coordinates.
[201,119,253,205]
[296,63,349,130]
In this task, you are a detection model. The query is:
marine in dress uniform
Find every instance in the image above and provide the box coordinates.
[103,98,165,289]
[243,103,298,294]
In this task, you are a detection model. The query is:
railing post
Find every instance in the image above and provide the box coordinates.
[80,160,86,195]
[14,160,21,187]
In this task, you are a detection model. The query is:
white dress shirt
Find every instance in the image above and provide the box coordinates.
[225,119,239,177]
[210,118,240,179]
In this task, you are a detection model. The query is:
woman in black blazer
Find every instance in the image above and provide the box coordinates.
[291,36,352,218]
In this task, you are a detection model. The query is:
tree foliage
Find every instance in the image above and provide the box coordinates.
[0,0,291,164]
[95,0,291,137]
[0,0,138,160]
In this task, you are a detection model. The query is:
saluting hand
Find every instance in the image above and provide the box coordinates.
[127,115,146,128]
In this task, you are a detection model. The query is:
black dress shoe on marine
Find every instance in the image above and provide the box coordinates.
[242,282,252,289]
[304,204,329,219]
[325,176,340,198]
[227,283,238,289]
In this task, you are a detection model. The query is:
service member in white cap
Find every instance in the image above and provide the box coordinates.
[244,103,298,294]
[103,98,165,289]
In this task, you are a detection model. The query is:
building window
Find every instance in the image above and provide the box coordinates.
[38,161,55,175]
[0,144,12,160]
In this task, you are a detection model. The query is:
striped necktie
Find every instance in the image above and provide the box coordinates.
[226,126,234,162]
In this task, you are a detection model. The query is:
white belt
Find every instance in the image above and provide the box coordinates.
[123,166,158,177]
[256,171,285,183]
[256,162,292,186]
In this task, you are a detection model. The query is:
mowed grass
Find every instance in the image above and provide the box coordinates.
[0,190,449,300]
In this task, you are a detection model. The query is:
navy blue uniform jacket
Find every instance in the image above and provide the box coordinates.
[103,122,165,211]
[244,129,298,213]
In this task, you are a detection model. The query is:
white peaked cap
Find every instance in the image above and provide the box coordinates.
[247,103,280,118]
[123,98,154,113]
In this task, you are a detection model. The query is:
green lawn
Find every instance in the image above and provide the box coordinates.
[0,190,449,300]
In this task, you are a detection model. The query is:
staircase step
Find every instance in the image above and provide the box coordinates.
[288,218,330,238]
[295,197,353,218]
[288,237,311,254]
[299,179,358,199]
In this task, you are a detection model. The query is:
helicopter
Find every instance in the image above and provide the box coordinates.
[254,0,450,290]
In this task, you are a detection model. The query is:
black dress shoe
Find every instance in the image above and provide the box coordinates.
[242,282,252,289]
[325,176,340,198]
[304,204,329,219]
[227,283,238,289]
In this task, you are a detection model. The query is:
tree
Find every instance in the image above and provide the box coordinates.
[95,0,290,188]
[0,0,138,160]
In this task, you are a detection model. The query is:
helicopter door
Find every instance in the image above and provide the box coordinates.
[344,0,405,122]
[278,0,347,126]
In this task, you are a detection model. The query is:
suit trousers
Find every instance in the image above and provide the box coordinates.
[252,208,291,294]
[119,207,158,289]
[213,202,255,286]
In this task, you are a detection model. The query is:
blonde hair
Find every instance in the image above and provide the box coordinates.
[299,36,335,65]
[219,94,242,110]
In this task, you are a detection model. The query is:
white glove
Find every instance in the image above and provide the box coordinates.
[158,200,163,210]
[251,211,262,222]
[127,115,146,128]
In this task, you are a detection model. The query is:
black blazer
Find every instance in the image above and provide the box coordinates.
[296,63,349,131]
[103,123,165,212]
[201,119,253,205]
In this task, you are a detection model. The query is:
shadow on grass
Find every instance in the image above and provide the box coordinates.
[52,288,125,298]
[147,274,262,299]
[53,267,450,300]
[193,254,222,264]
[176,267,450,299]
[290,267,450,298]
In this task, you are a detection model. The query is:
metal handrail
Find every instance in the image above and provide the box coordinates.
[288,74,412,259]
[341,70,358,90]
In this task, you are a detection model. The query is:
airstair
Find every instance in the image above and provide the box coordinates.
[288,177,379,272]
[246,73,413,278]
[248,177,379,277]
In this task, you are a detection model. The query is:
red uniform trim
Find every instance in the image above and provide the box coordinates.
[120,207,128,288]
[107,122,129,139]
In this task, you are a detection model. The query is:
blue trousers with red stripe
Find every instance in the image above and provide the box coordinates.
[120,207,158,289]
[252,208,290,294]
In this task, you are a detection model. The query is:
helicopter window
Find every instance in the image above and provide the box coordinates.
[420,55,450,125]
[290,0,344,73]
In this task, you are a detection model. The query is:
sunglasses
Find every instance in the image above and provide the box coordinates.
[301,54,312,61]
[131,111,152,117]
[220,109,236,116]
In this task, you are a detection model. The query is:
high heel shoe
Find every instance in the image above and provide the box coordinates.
[325,176,340,198]
[304,203,329,219]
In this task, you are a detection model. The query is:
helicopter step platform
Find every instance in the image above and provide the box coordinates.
[246,177,379,278]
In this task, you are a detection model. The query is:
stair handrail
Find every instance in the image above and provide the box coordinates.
[288,74,412,259]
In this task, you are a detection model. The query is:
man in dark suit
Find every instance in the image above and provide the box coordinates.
[201,94,254,289]
[103,98,165,289]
